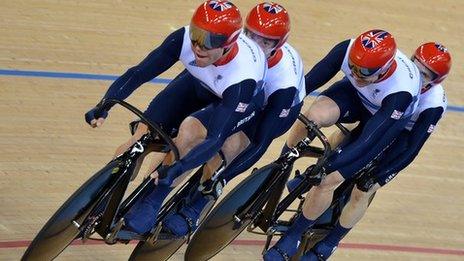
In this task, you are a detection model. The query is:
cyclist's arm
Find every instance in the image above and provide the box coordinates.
[325,91,413,172]
[305,40,350,94]
[102,27,184,102]
[375,107,444,183]
[222,87,297,181]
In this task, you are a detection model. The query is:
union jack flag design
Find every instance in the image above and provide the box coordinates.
[435,43,447,53]
[235,102,249,113]
[361,30,390,49]
[263,3,283,14]
[209,1,233,11]
[427,124,436,133]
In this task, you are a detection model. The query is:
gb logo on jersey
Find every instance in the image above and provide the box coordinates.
[263,3,284,13]
[361,30,390,49]
[427,124,436,133]
[209,1,233,11]
[390,110,404,120]
[279,108,290,118]
[235,102,249,113]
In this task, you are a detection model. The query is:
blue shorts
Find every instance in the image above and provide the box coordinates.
[374,130,410,186]
[191,101,259,140]
[143,70,220,135]
[320,78,372,125]
[193,100,302,143]
[246,101,303,141]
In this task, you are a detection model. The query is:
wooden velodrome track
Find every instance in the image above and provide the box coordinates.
[1,0,463,260]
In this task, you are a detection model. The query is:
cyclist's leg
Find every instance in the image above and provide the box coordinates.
[265,79,363,260]
[141,71,220,176]
[201,130,251,180]
[300,182,380,261]
[161,106,254,236]
[284,97,339,153]
[303,126,410,260]
[282,78,360,155]
[163,103,301,236]
[124,71,218,234]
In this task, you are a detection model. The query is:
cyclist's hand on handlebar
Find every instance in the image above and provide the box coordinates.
[85,106,108,128]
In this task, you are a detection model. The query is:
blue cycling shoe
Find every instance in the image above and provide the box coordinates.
[124,185,172,234]
[263,234,301,261]
[163,190,209,237]
[301,241,338,261]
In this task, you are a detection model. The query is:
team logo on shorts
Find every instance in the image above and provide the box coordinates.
[361,30,390,49]
[209,1,234,11]
[390,110,404,120]
[263,3,284,14]
[427,124,436,133]
[279,108,290,118]
[235,102,249,112]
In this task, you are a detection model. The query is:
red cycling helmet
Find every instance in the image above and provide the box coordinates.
[245,2,290,50]
[190,0,242,49]
[413,42,451,85]
[348,29,397,79]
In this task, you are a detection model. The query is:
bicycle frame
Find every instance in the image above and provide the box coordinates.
[72,99,182,243]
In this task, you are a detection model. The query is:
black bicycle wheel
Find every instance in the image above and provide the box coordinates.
[21,161,120,261]
[130,238,185,261]
[184,163,281,261]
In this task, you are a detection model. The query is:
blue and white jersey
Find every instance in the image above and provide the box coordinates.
[264,42,306,107]
[179,26,267,98]
[341,39,421,118]
[405,84,447,131]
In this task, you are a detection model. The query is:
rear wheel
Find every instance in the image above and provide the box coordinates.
[21,161,120,261]
[184,163,282,261]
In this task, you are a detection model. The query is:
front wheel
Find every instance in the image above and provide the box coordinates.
[184,163,282,261]
[21,161,120,261]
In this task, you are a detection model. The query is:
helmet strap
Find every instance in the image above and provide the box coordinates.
[214,42,239,66]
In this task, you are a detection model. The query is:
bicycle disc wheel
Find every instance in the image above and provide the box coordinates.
[185,163,281,261]
[21,161,119,261]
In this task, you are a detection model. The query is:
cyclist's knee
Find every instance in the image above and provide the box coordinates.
[352,182,379,204]
[350,187,370,205]
[177,116,207,149]
[221,132,250,163]
[306,96,340,127]
[314,171,344,192]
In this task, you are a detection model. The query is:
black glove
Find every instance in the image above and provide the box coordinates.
[85,101,109,125]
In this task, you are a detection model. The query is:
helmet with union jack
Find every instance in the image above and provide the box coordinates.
[190,0,242,50]
[245,2,290,50]
[413,42,451,85]
[348,29,397,79]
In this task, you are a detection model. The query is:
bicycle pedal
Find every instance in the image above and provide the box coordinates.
[115,229,144,242]
[105,219,125,244]
[267,224,289,235]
